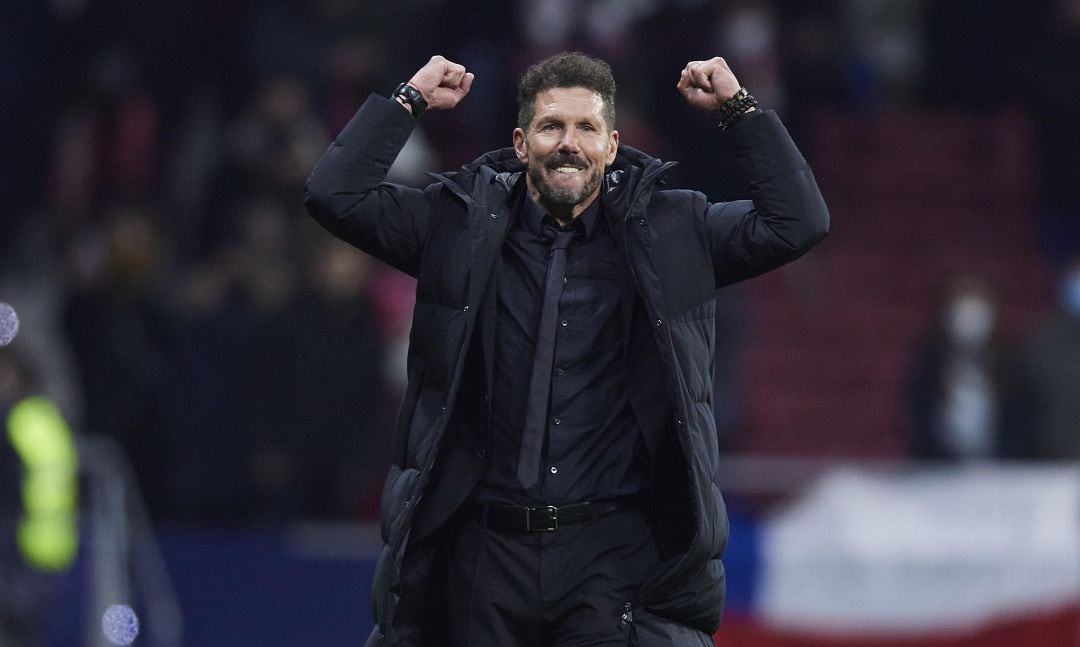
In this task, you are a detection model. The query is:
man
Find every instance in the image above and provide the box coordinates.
[305,52,828,646]
[1,347,79,645]
[1017,256,1080,460]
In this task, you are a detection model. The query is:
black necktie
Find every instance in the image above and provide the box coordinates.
[516,224,576,490]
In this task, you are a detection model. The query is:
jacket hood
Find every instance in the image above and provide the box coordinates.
[462,146,524,175]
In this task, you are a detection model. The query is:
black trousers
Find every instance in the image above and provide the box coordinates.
[439,506,713,647]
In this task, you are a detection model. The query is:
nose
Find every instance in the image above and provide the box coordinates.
[557,129,580,153]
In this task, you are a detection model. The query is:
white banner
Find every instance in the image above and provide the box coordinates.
[759,464,1080,634]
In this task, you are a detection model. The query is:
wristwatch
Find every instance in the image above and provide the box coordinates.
[393,82,428,119]
[717,87,758,130]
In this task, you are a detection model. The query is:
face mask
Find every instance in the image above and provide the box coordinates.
[1061,269,1080,319]
[948,295,994,346]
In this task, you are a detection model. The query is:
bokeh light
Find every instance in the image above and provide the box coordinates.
[101,604,139,646]
[0,302,18,346]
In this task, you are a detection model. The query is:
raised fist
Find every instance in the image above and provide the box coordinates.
[405,55,475,111]
[676,57,743,112]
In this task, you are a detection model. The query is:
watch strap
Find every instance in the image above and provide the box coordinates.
[393,82,428,119]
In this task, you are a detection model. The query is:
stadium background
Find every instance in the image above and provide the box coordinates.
[1,0,1079,645]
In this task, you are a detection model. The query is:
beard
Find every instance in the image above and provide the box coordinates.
[527,154,605,208]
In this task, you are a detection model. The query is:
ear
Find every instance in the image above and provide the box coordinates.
[606,129,619,165]
[513,128,528,163]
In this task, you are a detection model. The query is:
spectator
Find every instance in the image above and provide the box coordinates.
[50,46,163,229]
[61,204,173,516]
[1,347,78,647]
[277,233,385,520]
[158,250,253,523]
[199,76,327,255]
[159,196,300,524]
[1016,258,1080,460]
[908,276,1022,460]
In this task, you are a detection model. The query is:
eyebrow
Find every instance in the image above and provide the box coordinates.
[535,114,602,128]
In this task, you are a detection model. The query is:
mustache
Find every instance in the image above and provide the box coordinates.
[545,154,587,169]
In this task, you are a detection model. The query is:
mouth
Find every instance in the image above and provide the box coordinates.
[546,155,587,175]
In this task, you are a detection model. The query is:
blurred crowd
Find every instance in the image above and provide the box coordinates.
[2,0,1080,528]
[907,264,1080,463]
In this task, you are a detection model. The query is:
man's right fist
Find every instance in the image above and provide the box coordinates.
[405,55,474,112]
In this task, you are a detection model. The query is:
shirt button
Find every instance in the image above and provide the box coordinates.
[490,213,499,219]
[550,466,558,474]
[556,367,565,376]
[562,277,567,284]
[477,448,486,459]
[561,320,568,327]
[656,319,663,327]
[553,417,561,425]
[463,305,470,312]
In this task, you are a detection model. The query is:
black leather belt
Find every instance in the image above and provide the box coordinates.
[476,499,637,533]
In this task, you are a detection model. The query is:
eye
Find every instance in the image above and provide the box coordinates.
[540,123,558,132]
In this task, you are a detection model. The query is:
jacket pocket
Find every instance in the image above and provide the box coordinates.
[639,557,726,634]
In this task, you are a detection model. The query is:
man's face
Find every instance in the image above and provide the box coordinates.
[513,87,619,212]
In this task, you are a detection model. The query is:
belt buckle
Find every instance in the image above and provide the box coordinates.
[525,505,558,532]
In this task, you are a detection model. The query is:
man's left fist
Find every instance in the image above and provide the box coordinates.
[676,57,742,112]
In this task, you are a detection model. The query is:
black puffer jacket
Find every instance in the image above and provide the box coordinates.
[305,95,829,646]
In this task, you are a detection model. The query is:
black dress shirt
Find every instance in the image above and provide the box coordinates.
[476,183,647,505]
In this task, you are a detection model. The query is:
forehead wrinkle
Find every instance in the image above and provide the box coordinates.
[534,88,605,121]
